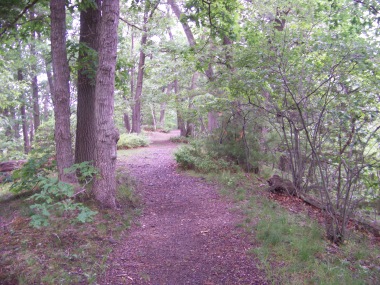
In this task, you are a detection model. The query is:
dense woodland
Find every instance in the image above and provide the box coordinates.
[0,0,379,249]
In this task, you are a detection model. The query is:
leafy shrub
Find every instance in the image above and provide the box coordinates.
[11,154,56,193]
[142,125,155,132]
[174,141,234,173]
[117,133,150,149]
[159,127,172,133]
[11,160,98,228]
[27,176,97,228]
[170,136,190,144]
[33,119,55,155]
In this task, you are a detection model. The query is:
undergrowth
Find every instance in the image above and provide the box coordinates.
[0,169,140,284]
[174,142,380,284]
[117,133,150,149]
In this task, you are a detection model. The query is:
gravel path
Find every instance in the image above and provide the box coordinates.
[101,131,267,285]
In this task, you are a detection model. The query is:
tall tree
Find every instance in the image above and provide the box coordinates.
[50,0,76,183]
[93,0,120,208]
[131,0,159,133]
[18,69,30,154]
[75,0,101,164]
[30,11,40,133]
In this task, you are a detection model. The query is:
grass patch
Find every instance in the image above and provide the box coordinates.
[117,147,146,159]
[237,181,379,284]
[0,170,141,284]
[174,144,380,284]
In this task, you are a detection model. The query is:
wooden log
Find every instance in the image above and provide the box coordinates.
[266,175,380,237]
[0,160,26,172]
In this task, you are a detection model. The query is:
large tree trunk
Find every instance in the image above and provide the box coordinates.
[93,0,120,209]
[131,21,148,134]
[50,0,76,183]
[18,69,30,154]
[75,0,100,164]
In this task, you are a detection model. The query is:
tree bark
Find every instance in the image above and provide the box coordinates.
[75,0,101,164]
[10,107,20,139]
[131,28,147,133]
[159,83,171,128]
[30,11,40,132]
[123,112,131,132]
[2,108,12,138]
[169,0,217,133]
[93,0,120,209]
[174,79,186,136]
[18,69,30,154]
[50,0,76,183]
[45,60,54,106]
[168,0,196,47]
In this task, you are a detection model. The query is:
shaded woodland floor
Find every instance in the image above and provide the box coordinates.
[101,131,267,284]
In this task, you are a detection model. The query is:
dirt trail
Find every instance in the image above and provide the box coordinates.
[102,131,267,285]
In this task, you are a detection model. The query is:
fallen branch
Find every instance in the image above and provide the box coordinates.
[266,175,380,237]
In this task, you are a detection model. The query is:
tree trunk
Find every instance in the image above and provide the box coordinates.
[29,117,34,143]
[159,102,166,128]
[174,79,186,136]
[75,0,100,164]
[18,69,30,154]
[2,108,12,138]
[123,112,131,132]
[93,0,120,209]
[45,60,54,106]
[169,0,217,134]
[10,107,20,139]
[131,20,148,134]
[50,0,76,183]
[30,12,40,132]
[207,111,218,133]
[159,83,171,128]
[150,104,157,131]
[168,0,196,47]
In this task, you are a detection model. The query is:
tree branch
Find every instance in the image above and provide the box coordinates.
[0,0,40,38]
[119,17,143,31]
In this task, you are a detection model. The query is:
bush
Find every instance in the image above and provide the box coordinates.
[159,127,172,133]
[174,141,234,173]
[117,133,150,149]
[170,136,190,144]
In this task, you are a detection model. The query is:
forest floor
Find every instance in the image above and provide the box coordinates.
[101,130,267,285]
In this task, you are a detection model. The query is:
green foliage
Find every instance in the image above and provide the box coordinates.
[27,177,97,228]
[10,158,98,228]
[64,161,98,185]
[11,154,55,194]
[117,133,150,149]
[174,140,234,173]
[33,119,55,154]
[183,0,241,40]
[170,136,190,144]
[212,169,380,284]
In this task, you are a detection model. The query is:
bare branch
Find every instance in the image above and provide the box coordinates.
[119,17,143,31]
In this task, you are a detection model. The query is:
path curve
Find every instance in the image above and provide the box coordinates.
[102,131,267,285]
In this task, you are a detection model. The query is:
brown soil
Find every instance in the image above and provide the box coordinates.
[101,131,267,285]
